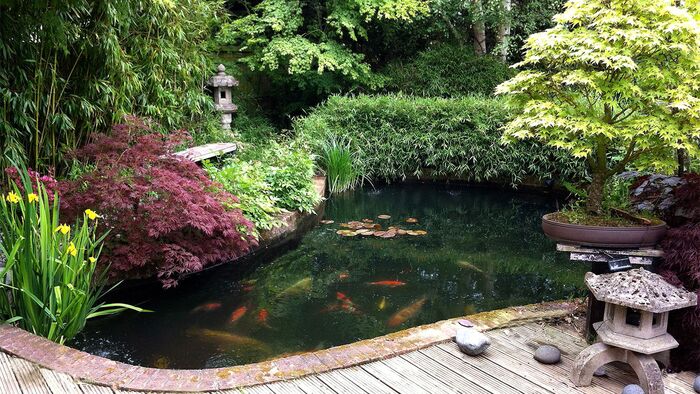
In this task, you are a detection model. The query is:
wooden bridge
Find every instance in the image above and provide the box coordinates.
[0,321,695,393]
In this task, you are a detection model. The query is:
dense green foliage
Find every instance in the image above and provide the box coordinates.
[497,0,700,213]
[382,44,513,97]
[0,0,223,174]
[206,141,321,232]
[0,168,142,343]
[217,0,429,93]
[296,94,585,185]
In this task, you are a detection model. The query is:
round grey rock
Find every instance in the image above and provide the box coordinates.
[621,384,644,394]
[455,327,491,356]
[693,375,700,393]
[593,366,607,377]
[533,345,561,364]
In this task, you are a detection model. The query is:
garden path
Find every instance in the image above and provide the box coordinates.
[0,322,696,393]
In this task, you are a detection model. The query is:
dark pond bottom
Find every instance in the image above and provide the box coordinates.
[73,183,587,369]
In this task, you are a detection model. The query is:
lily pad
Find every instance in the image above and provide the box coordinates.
[361,231,375,236]
[413,230,427,235]
[397,229,408,235]
[377,214,391,220]
[406,218,418,224]
[362,218,374,223]
[320,220,334,224]
[374,231,387,237]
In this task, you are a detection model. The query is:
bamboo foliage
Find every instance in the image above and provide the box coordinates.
[0,0,223,175]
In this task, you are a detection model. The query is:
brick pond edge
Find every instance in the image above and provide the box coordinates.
[0,299,583,392]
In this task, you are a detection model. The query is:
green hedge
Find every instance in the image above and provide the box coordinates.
[381,44,514,97]
[295,94,585,185]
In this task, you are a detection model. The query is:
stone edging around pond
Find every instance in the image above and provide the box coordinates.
[0,299,583,392]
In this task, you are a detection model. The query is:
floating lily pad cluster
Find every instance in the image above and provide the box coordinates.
[322,215,427,238]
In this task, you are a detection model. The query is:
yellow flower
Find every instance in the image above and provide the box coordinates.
[66,242,77,257]
[28,193,39,203]
[88,257,97,264]
[54,224,70,235]
[5,192,20,204]
[85,209,101,220]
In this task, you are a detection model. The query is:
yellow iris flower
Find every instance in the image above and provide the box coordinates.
[85,209,100,220]
[54,224,70,235]
[88,257,97,263]
[5,192,20,203]
[66,242,77,257]
[28,193,39,203]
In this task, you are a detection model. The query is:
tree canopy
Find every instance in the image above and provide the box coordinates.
[497,0,700,212]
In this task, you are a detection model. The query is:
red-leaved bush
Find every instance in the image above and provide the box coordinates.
[657,174,700,371]
[4,167,58,200]
[59,117,257,287]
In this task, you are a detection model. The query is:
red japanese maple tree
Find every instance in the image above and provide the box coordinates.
[60,117,256,287]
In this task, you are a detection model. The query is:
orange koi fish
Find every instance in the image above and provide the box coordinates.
[387,297,427,327]
[368,280,406,287]
[338,271,350,280]
[229,306,248,323]
[257,309,269,323]
[190,302,222,314]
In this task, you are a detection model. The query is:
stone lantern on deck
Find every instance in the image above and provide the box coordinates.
[208,64,239,130]
[572,268,697,394]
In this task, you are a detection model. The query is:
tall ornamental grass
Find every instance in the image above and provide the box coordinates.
[319,139,362,194]
[0,168,143,343]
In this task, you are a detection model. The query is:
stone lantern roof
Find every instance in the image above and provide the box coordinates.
[585,268,697,313]
[208,64,239,87]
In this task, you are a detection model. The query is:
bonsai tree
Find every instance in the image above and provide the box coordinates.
[497,0,700,215]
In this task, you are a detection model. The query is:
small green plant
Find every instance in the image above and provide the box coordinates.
[0,167,144,343]
[206,141,321,233]
[319,139,362,193]
[205,159,283,233]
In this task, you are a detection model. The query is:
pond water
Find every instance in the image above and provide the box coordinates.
[73,183,587,369]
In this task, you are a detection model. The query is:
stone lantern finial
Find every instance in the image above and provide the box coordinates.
[207,64,239,130]
[571,268,697,394]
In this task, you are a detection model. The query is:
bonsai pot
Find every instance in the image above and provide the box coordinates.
[541,213,667,248]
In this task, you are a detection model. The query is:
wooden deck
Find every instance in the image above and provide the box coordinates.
[0,322,695,393]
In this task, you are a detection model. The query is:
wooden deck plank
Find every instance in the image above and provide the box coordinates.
[509,325,630,387]
[361,361,433,394]
[381,355,461,393]
[263,379,308,394]
[435,342,560,394]
[291,376,337,394]
[0,352,24,394]
[314,369,372,394]
[521,324,695,394]
[487,329,617,394]
[39,368,84,393]
[8,357,52,394]
[418,344,540,394]
[401,347,514,393]
[79,383,118,394]
[335,366,398,394]
[240,384,275,394]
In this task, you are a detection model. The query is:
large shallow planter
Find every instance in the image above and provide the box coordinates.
[542,213,667,248]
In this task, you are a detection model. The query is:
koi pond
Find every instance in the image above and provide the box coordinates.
[73,183,587,369]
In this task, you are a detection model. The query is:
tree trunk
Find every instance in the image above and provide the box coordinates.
[677,148,687,177]
[472,0,487,55]
[495,0,511,61]
[585,172,607,215]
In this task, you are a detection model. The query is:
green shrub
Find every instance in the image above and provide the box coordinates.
[0,168,143,343]
[205,159,283,233]
[207,141,321,233]
[295,94,585,185]
[381,45,514,97]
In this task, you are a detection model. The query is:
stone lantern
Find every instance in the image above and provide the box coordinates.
[572,268,697,394]
[208,64,239,130]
